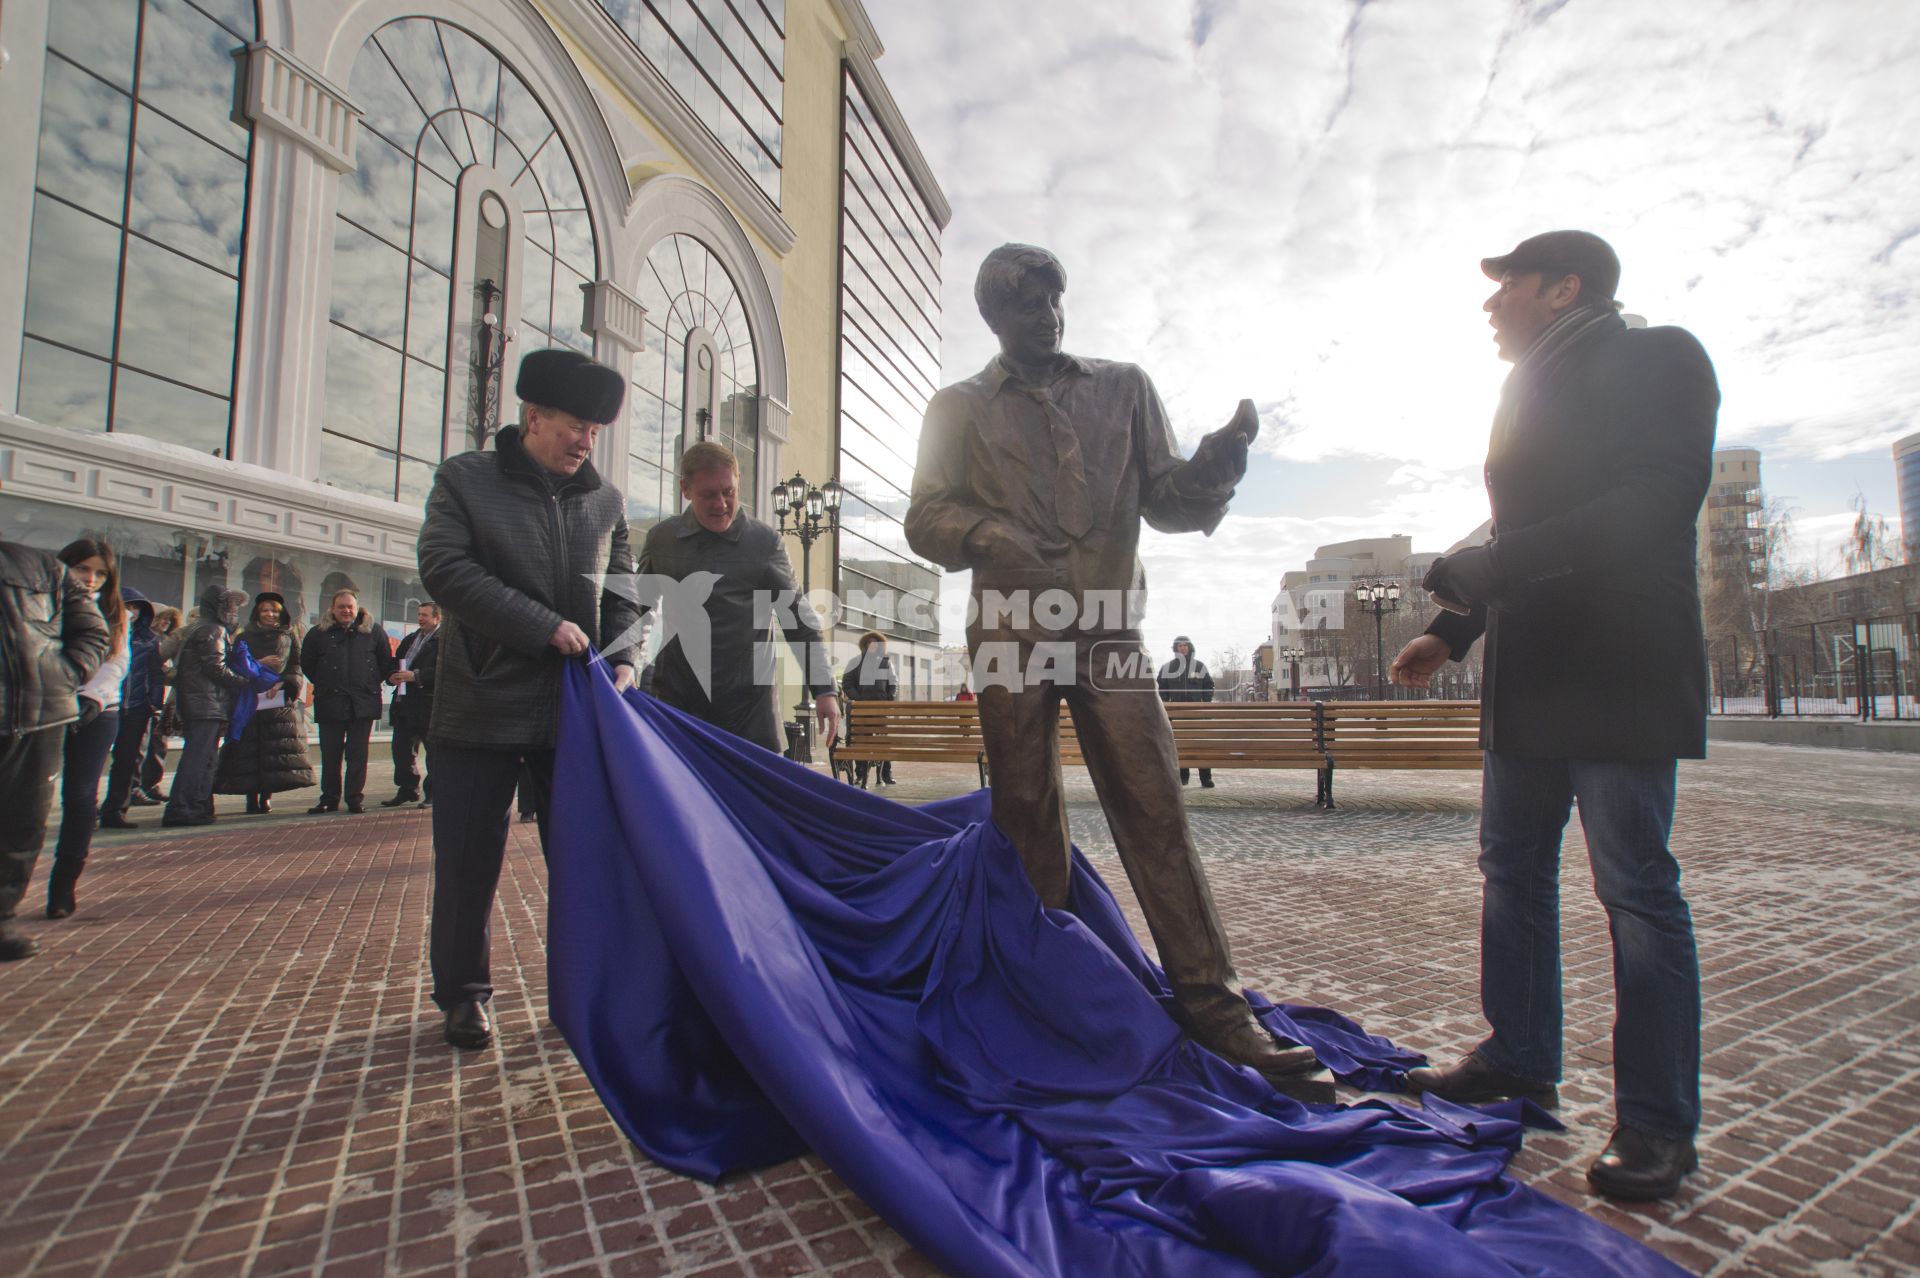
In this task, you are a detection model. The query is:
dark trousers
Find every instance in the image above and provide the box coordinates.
[1178,768,1214,786]
[140,710,168,792]
[1,729,66,923]
[429,744,554,1009]
[53,709,120,885]
[318,718,375,806]
[101,706,157,816]
[391,720,430,798]
[971,629,1244,1030]
[164,720,225,823]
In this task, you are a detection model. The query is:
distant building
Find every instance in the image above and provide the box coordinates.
[1269,534,1450,695]
[1896,431,1920,564]
[1699,447,1765,593]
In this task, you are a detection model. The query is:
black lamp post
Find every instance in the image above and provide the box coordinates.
[772,471,843,761]
[1282,645,1306,698]
[1353,579,1402,701]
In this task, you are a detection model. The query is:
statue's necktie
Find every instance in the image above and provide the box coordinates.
[1022,384,1093,539]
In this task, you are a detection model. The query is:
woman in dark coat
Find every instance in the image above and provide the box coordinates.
[215,593,315,811]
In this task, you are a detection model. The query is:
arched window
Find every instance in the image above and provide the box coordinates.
[325,17,597,505]
[18,0,257,453]
[628,234,759,526]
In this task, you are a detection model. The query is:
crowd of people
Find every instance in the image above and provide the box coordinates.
[0,538,448,952]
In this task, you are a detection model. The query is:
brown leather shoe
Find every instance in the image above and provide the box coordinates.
[1587,1125,1697,1201]
[1406,1050,1558,1108]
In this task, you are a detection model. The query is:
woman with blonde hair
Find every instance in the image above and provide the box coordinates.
[46,538,130,919]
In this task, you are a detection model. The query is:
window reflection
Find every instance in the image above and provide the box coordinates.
[17,339,111,433]
[320,432,400,501]
[327,16,601,502]
[20,0,253,454]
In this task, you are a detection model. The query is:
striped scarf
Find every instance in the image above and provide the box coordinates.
[1490,303,1625,453]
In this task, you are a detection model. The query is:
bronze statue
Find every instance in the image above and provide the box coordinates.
[906,244,1331,1099]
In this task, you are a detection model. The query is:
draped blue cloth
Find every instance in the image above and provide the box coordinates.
[225,639,285,742]
[548,660,1685,1277]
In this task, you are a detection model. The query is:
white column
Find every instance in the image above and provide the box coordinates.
[228,44,359,480]
[0,0,52,415]
[582,279,647,492]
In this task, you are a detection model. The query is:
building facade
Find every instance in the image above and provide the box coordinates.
[0,0,947,691]
[1698,446,1764,594]
[1268,534,1452,697]
[1896,430,1920,565]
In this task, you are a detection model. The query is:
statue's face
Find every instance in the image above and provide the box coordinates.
[988,275,1065,365]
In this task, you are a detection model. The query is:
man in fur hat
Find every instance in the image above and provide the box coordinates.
[418,349,642,1051]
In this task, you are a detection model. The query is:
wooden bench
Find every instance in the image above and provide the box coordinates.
[830,698,1481,806]
[1317,700,1482,806]
[831,700,988,788]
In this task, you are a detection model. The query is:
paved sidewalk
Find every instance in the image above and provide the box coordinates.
[2,741,1916,1276]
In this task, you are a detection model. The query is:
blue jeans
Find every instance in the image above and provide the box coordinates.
[1477,751,1700,1138]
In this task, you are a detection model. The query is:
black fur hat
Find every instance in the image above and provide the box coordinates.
[515,349,625,425]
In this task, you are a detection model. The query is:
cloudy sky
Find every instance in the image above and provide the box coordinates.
[874,0,1919,665]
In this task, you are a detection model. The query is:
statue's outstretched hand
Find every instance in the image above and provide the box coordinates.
[1187,399,1260,492]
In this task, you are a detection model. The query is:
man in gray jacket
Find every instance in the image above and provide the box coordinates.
[0,539,109,960]
[418,349,641,1051]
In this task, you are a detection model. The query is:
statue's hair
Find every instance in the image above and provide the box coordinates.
[974,243,1066,320]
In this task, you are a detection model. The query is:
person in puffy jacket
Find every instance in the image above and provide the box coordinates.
[215,592,315,813]
[298,587,395,814]
[162,584,254,828]
[1156,635,1215,788]
[99,589,162,828]
[0,536,109,960]
[44,540,131,919]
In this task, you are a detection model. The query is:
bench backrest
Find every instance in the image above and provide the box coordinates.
[840,700,985,760]
[1058,702,1325,765]
[1320,700,1482,762]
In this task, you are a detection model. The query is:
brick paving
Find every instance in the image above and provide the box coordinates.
[2,740,1917,1277]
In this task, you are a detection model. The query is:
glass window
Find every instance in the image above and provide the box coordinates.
[326,17,600,500]
[320,432,400,501]
[588,0,783,204]
[18,0,254,454]
[17,339,112,433]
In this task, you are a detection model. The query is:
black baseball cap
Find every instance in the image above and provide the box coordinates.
[1481,230,1620,301]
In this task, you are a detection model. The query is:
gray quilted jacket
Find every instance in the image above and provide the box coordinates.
[418,426,640,749]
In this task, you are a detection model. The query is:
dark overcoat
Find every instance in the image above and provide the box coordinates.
[1428,322,1719,760]
[215,621,316,794]
[299,609,395,724]
[1156,656,1214,703]
[636,510,833,753]
[417,426,640,749]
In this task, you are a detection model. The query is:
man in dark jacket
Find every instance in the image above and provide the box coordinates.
[840,629,896,787]
[0,538,110,960]
[418,349,641,1051]
[382,602,440,807]
[1390,231,1718,1202]
[1156,636,1215,788]
[99,589,162,828]
[637,441,839,755]
[162,584,254,827]
[299,588,396,814]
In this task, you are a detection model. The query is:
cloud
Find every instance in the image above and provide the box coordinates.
[877,0,1920,648]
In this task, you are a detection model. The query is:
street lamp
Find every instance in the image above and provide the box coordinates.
[1353,579,1402,701]
[1282,646,1306,698]
[772,471,843,760]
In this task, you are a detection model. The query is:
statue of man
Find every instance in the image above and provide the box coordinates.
[905,244,1328,1095]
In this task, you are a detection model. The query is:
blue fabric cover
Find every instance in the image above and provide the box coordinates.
[548,660,1686,1277]
[225,639,285,742]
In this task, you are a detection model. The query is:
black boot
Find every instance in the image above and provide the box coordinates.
[46,863,80,920]
[245,795,261,814]
[380,791,419,807]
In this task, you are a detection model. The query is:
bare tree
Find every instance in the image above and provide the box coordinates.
[1843,491,1899,576]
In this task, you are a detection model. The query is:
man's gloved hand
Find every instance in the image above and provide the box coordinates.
[76,696,103,727]
[1422,544,1506,610]
[1184,399,1260,493]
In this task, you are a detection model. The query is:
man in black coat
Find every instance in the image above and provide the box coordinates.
[636,440,839,755]
[1390,231,1718,1201]
[418,349,642,1051]
[382,602,440,807]
[1156,635,1214,787]
[840,630,896,787]
[0,539,109,960]
[299,588,396,815]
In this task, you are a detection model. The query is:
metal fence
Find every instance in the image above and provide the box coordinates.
[1709,612,1920,719]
